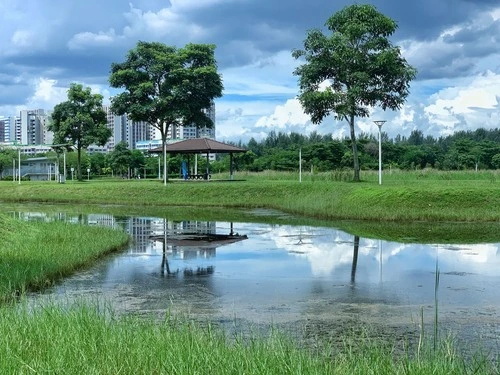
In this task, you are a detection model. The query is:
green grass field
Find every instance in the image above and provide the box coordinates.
[1,170,499,243]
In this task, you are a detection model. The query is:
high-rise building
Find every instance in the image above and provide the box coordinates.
[127,119,152,149]
[0,118,6,142]
[0,116,22,143]
[20,109,51,145]
[102,106,153,151]
[166,101,216,140]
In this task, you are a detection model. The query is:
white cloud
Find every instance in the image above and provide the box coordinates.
[423,71,500,132]
[25,78,68,110]
[68,29,117,50]
[492,8,500,21]
[11,30,37,47]
[254,98,309,129]
[122,4,206,41]
[222,50,299,97]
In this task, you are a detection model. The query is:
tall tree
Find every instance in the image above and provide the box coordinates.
[49,84,111,181]
[292,4,416,181]
[109,41,223,185]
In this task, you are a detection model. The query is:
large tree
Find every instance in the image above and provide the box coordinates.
[292,4,417,181]
[109,41,223,185]
[49,84,111,181]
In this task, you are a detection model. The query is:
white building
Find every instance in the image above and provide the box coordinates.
[166,101,216,140]
[20,109,51,145]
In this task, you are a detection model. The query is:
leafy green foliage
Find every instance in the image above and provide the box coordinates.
[109,42,223,137]
[109,41,223,183]
[293,4,417,181]
[108,141,132,177]
[49,84,111,181]
[0,148,17,176]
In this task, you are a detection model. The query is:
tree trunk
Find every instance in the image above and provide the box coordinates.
[349,113,360,182]
[160,127,168,186]
[77,146,82,181]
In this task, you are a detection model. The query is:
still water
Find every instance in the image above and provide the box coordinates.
[12,208,500,352]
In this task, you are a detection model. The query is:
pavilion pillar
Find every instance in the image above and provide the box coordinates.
[206,152,210,179]
[230,153,234,180]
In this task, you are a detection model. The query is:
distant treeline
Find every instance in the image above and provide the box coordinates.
[2,128,499,179]
[213,128,500,172]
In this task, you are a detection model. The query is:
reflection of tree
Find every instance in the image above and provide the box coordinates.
[161,239,174,276]
[350,236,360,285]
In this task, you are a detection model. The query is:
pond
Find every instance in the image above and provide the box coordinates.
[9,206,500,355]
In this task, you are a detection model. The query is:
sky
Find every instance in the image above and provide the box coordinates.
[1,0,500,144]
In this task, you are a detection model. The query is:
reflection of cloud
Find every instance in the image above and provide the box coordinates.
[438,243,499,266]
[262,225,500,278]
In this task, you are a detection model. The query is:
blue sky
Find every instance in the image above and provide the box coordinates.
[1,0,499,143]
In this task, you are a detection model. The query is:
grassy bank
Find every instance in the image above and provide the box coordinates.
[1,173,499,222]
[1,170,499,243]
[0,214,130,303]
[0,302,496,374]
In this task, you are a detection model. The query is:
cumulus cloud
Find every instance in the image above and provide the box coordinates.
[25,78,68,109]
[423,71,500,134]
[254,98,310,129]
[68,29,118,50]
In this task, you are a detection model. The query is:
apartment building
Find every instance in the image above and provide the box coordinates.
[1,101,216,153]
[166,101,216,141]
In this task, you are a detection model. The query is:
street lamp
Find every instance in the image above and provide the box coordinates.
[373,120,386,185]
[18,146,21,185]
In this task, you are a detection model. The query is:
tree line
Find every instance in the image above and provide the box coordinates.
[212,128,500,173]
[1,127,498,180]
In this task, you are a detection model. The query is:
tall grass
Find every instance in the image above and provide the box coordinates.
[0,214,129,303]
[0,302,496,374]
[1,170,499,224]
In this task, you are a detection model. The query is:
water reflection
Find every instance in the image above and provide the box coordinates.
[9,208,500,354]
[148,220,247,276]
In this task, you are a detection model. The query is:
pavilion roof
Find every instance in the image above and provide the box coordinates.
[150,138,246,154]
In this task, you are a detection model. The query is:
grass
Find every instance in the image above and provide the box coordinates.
[0,171,498,373]
[0,214,130,304]
[0,301,496,375]
[2,172,499,222]
[1,169,499,243]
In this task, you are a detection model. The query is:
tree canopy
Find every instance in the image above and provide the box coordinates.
[49,83,111,181]
[109,41,223,184]
[292,4,417,181]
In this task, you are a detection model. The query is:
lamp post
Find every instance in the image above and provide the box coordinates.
[373,120,386,185]
[18,146,21,185]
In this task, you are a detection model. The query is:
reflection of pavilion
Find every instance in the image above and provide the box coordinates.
[150,220,248,275]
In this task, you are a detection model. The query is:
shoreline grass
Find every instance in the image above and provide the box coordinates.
[0,214,130,304]
[1,172,498,223]
[0,302,496,374]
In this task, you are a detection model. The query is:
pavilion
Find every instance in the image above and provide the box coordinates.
[149,138,247,180]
